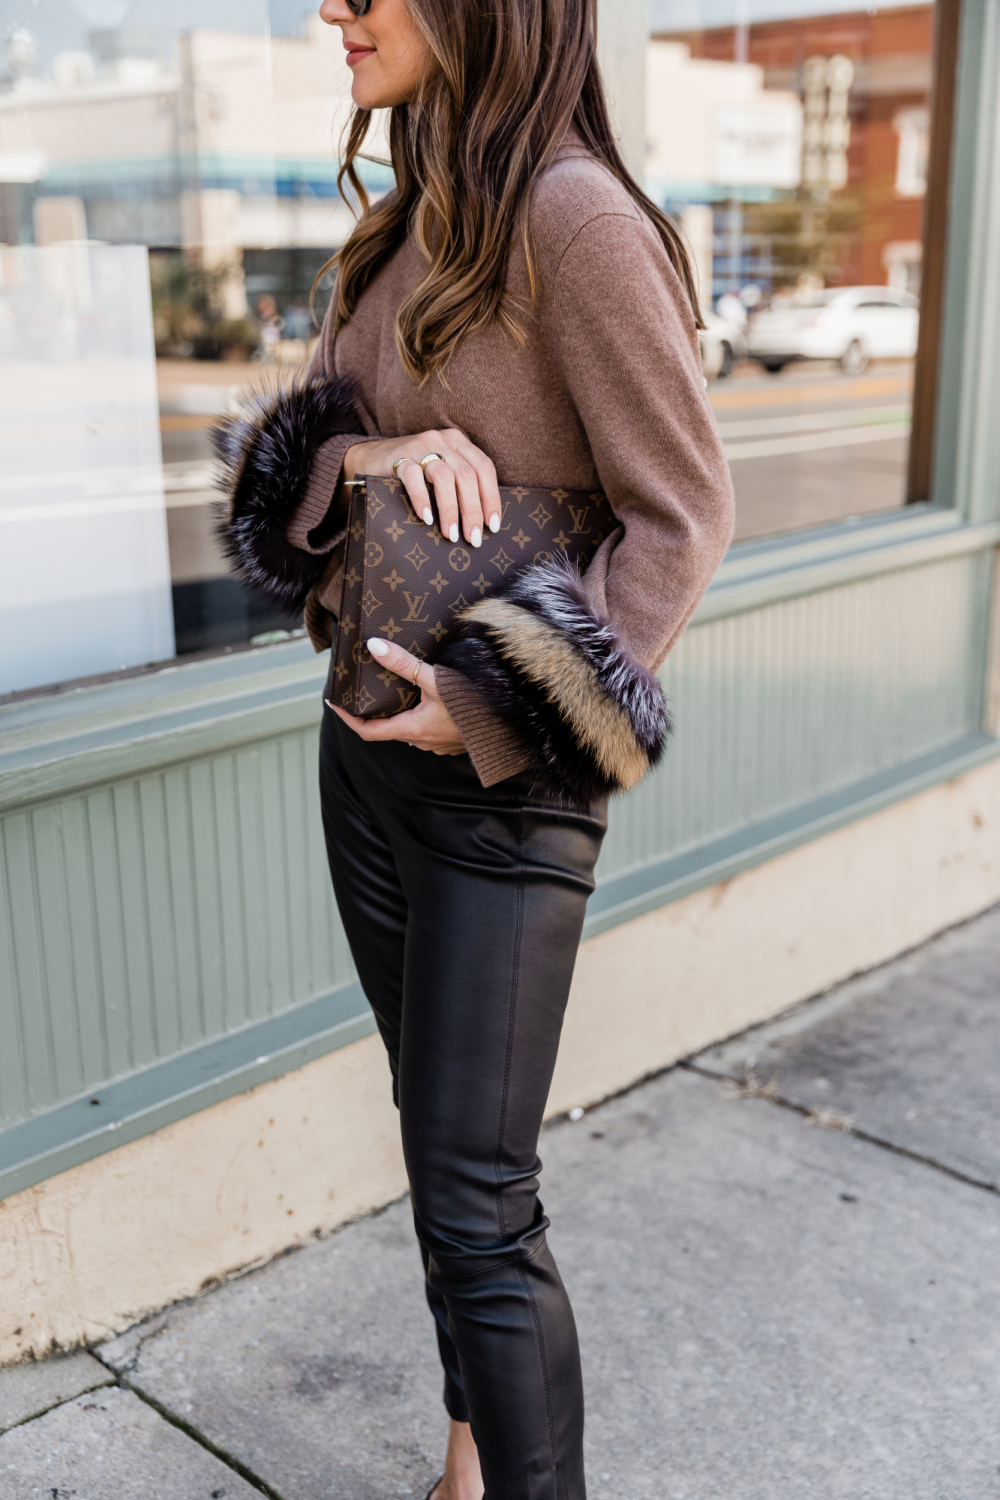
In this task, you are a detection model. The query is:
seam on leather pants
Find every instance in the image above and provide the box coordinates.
[517,1251,559,1487]
[428,1232,549,1284]
[493,808,525,1240]
[495,811,559,1487]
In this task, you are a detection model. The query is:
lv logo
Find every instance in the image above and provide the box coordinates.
[568,504,590,534]
[402,590,430,622]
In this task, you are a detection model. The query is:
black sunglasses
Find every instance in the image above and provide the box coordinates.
[346,0,372,13]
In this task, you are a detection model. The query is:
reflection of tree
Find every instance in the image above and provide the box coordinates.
[149,252,257,359]
[742,190,864,291]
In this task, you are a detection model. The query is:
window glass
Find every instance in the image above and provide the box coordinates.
[0,1,391,696]
[649,0,948,543]
[0,0,952,697]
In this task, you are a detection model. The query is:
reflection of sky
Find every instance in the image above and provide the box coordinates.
[2,0,926,72]
[3,0,929,68]
[0,0,315,69]
[651,0,919,28]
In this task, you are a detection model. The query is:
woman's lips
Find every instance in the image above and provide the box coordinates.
[346,46,376,65]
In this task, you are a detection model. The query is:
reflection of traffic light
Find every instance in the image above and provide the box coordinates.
[802,54,854,191]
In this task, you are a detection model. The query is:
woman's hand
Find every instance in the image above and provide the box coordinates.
[344,429,501,549]
[326,638,466,755]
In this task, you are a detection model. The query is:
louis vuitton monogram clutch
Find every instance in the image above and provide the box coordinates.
[330,474,615,718]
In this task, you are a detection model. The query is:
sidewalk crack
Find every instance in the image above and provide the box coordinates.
[0,1377,114,1438]
[681,1060,1000,1197]
[87,1356,288,1500]
[98,1312,172,1375]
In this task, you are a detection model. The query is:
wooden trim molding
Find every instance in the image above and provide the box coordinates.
[2,728,997,1202]
[908,0,963,505]
[2,510,997,814]
[986,550,1000,737]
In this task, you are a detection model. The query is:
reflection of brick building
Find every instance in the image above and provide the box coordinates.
[656,4,933,294]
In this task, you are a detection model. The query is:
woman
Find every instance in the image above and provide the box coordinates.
[215,0,734,1491]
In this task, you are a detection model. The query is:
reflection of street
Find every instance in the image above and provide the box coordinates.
[157,360,302,652]
[158,359,251,598]
[711,360,914,542]
[156,356,917,650]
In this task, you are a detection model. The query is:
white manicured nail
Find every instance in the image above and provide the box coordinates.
[422,507,433,525]
[367,637,389,657]
[488,514,500,533]
[471,528,482,548]
[449,523,459,543]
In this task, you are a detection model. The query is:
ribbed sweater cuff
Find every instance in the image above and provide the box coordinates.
[287,432,378,554]
[434,666,534,787]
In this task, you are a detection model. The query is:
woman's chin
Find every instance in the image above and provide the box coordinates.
[348,66,391,111]
[352,83,386,110]
[350,71,414,111]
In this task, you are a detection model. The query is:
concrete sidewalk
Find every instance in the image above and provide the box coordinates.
[3,906,999,1500]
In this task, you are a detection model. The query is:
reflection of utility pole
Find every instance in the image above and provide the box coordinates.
[679,204,714,316]
[802,54,853,191]
[726,199,742,291]
[726,3,750,299]
[177,33,202,264]
[596,0,646,179]
[734,0,749,67]
[176,32,247,320]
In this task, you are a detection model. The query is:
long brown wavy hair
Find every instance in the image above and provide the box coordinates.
[317,0,702,383]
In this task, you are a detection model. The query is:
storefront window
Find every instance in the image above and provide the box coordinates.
[0,2,390,696]
[0,0,954,698]
[649,0,952,542]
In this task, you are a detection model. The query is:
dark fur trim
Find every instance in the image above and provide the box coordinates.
[211,376,360,613]
[437,553,670,803]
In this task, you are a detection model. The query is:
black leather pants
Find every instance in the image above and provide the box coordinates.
[319,709,606,1500]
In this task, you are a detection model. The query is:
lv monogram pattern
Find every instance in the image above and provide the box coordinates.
[332,475,614,718]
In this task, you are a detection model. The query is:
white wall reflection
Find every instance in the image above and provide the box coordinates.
[0,244,175,692]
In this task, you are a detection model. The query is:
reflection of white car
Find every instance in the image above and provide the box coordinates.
[747,286,919,375]
[699,311,748,381]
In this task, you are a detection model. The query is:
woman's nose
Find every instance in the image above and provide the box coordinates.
[318,0,352,23]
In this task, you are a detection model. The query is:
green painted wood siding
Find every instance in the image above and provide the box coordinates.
[0,730,352,1129]
[598,551,991,882]
[0,551,991,1132]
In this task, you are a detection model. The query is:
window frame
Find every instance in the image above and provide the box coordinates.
[4,0,1000,1205]
[1,1,998,718]
[707,0,1000,590]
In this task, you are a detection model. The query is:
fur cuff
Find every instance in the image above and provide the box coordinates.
[436,554,670,803]
[211,376,360,613]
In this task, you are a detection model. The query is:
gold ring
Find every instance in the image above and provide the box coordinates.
[411,663,422,687]
[418,452,442,472]
[391,456,409,480]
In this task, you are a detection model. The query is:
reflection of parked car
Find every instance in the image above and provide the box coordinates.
[747,286,919,375]
[699,311,748,381]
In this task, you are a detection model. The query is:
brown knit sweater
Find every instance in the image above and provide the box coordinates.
[279,143,734,790]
